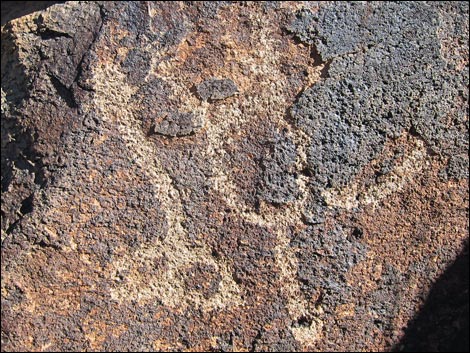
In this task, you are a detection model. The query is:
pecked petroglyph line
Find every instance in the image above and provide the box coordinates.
[86,6,326,344]
[322,137,429,211]
[89,61,242,312]
[170,7,325,345]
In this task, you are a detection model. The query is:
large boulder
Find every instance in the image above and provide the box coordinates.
[1,2,468,351]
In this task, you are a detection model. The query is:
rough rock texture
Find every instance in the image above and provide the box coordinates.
[1,1,468,352]
[195,78,238,102]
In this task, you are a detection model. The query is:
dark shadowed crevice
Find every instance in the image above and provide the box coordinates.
[19,193,34,215]
[250,330,263,352]
[49,74,77,108]
[309,42,324,67]
[72,3,106,91]
[319,59,331,79]
[34,239,61,250]
[5,219,20,235]
[5,192,35,234]
[34,27,72,40]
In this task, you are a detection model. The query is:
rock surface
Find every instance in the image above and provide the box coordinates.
[1,1,468,351]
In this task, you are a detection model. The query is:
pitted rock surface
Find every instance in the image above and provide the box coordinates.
[195,78,238,102]
[1,2,468,352]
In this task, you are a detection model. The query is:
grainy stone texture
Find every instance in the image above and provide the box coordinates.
[1,1,468,352]
[195,78,238,102]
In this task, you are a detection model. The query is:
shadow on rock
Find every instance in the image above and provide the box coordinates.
[1,1,64,25]
[395,241,469,352]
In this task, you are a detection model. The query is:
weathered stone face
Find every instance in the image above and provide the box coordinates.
[1,1,468,352]
[290,2,469,186]
[195,78,238,102]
